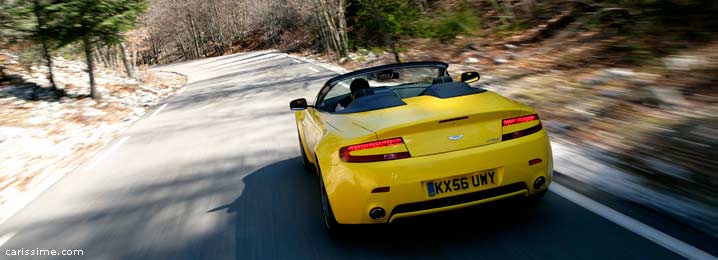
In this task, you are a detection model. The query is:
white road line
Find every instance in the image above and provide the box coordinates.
[176,88,186,94]
[292,59,301,64]
[550,183,717,260]
[0,232,16,247]
[150,104,168,118]
[307,67,320,73]
[87,136,130,170]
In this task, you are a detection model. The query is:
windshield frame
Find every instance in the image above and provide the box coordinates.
[315,61,449,111]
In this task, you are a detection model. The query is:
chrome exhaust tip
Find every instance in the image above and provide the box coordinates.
[369,207,386,220]
[533,176,546,190]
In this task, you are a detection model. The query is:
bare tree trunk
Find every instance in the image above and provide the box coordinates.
[489,0,516,26]
[314,0,348,59]
[40,41,59,91]
[84,38,99,99]
[32,0,59,93]
[501,0,516,23]
[390,39,400,62]
[209,0,227,55]
[110,45,118,69]
[130,46,137,73]
[113,45,119,69]
[95,47,108,68]
[489,0,509,26]
[414,0,428,12]
[119,42,136,79]
[187,13,202,58]
[336,0,349,56]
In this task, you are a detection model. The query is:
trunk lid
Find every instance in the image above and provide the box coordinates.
[341,91,533,157]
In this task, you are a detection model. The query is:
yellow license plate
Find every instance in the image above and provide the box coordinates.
[425,170,498,198]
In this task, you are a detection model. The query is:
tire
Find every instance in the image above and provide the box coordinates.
[296,128,313,172]
[317,165,345,237]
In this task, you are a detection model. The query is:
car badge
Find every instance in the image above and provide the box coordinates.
[448,134,464,141]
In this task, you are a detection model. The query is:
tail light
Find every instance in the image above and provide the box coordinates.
[502,114,539,126]
[502,114,542,141]
[339,137,411,162]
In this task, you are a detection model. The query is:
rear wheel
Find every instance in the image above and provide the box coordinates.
[317,164,345,237]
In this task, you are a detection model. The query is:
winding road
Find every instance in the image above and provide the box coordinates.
[0,51,715,259]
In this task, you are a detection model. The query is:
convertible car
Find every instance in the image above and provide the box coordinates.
[290,61,552,234]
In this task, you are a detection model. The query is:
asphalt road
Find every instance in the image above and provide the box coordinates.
[0,51,710,259]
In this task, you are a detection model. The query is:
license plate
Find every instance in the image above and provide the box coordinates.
[426,170,498,198]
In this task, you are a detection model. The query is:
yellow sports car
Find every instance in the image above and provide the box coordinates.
[290,61,552,234]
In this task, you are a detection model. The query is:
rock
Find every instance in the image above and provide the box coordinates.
[604,68,635,79]
[597,87,628,98]
[504,44,518,49]
[628,77,656,86]
[650,86,686,107]
[465,43,480,51]
[464,57,480,64]
[627,86,685,108]
[338,57,349,64]
[493,58,508,64]
[627,87,660,107]
[663,55,710,71]
[581,68,636,86]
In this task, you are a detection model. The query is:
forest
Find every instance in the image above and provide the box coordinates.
[2,0,717,99]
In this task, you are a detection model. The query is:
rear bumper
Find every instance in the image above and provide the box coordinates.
[389,182,529,222]
[320,129,552,224]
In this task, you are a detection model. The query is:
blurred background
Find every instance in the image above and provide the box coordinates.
[1,0,716,237]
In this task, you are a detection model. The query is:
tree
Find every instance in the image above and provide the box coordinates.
[356,0,421,62]
[46,0,147,99]
[4,0,64,94]
[31,0,59,92]
[119,42,136,79]
[313,0,349,59]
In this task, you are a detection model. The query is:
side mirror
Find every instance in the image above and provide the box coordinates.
[459,72,480,83]
[290,98,309,110]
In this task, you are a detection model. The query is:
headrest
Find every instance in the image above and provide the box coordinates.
[353,88,375,98]
[432,75,453,84]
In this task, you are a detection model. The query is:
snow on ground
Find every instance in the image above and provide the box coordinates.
[0,50,186,223]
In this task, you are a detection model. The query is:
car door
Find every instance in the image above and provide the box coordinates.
[300,84,334,160]
[302,106,326,159]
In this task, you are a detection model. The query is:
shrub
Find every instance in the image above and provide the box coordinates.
[428,10,480,42]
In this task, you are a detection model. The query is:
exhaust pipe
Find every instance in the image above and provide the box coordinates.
[369,207,386,220]
[533,176,546,190]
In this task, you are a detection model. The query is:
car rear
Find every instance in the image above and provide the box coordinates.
[320,91,553,224]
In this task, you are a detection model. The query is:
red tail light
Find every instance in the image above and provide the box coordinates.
[529,158,543,166]
[339,138,411,162]
[502,114,539,126]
